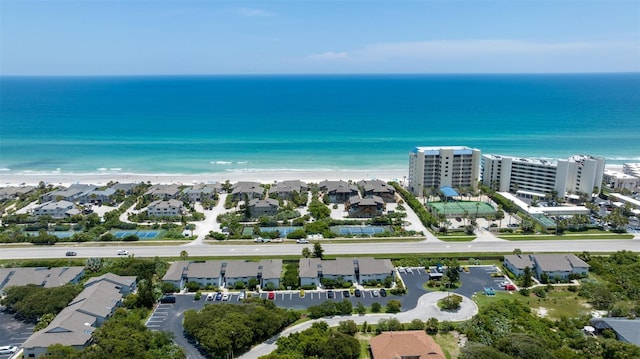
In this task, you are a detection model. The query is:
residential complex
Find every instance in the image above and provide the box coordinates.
[482,154,605,198]
[21,273,136,358]
[503,254,590,280]
[408,146,481,196]
[162,259,283,289]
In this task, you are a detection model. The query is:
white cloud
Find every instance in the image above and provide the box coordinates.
[308,51,350,61]
[237,7,274,17]
[312,39,635,62]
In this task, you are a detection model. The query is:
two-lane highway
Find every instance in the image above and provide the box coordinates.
[1,238,637,260]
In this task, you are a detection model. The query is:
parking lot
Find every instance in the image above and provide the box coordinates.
[145,265,508,358]
[0,312,34,358]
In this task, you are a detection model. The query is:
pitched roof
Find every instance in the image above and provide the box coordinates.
[84,273,137,290]
[504,254,535,270]
[357,258,394,276]
[533,254,590,272]
[349,195,384,206]
[187,261,223,278]
[0,267,84,291]
[591,318,640,346]
[248,198,279,208]
[370,331,446,359]
[162,261,190,281]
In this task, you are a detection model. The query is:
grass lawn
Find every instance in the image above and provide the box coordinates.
[437,236,476,242]
[357,334,373,358]
[472,288,591,319]
[498,233,634,241]
[433,332,460,359]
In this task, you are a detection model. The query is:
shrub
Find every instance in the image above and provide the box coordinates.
[185,281,200,292]
[438,294,462,310]
[533,287,547,298]
[371,302,381,313]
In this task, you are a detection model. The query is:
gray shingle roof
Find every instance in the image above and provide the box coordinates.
[503,254,535,270]
[533,254,589,272]
[591,318,640,345]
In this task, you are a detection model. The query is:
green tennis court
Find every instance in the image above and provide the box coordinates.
[427,201,496,217]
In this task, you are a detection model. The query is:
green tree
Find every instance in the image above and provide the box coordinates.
[301,247,311,258]
[523,266,533,288]
[355,301,366,315]
[386,299,402,313]
[313,242,324,259]
[337,320,358,336]
[371,302,381,313]
[426,317,439,334]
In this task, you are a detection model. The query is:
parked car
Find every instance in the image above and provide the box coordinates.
[215,292,223,301]
[354,289,362,297]
[0,346,18,355]
[505,284,516,291]
[342,290,350,298]
[206,293,214,301]
[222,293,230,301]
[267,291,275,300]
[238,291,246,300]
[327,290,334,299]
[299,290,305,298]
[372,289,379,297]
[117,249,128,255]
[160,295,176,304]
[296,238,309,244]
[65,251,77,256]
[379,288,387,297]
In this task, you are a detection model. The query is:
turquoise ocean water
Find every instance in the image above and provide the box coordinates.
[1,74,639,176]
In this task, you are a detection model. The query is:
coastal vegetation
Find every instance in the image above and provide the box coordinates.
[183,298,299,358]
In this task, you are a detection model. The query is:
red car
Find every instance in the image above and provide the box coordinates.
[505,284,516,291]
[267,291,275,300]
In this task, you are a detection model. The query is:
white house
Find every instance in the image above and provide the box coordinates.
[32,200,79,218]
[146,199,185,217]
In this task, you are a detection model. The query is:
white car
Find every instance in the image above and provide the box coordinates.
[117,249,129,256]
[222,293,230,301]
[296,239,309,244]
[0,346,18,355]
[372,290,380,297]
[238,291,246,300]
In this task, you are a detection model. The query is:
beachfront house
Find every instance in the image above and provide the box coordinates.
[182,183,219,203]
[77,188,117,205]
[144,184,182,200]
[0,186,36,201]
[32,200,80,218]
[270,180,308,201]
[21,273,136,358]
[504,254,589,280]
[231,182,264,201]
[247,198,279,218]
[146,199,185,217]
[357,179,396,202]
[319,180,359,203]
[40,184,97,203]
[108,182,138,195]
[346,195,385,218]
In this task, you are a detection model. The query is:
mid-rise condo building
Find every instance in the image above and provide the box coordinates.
[408,146,481,196]
[482,154,605,198]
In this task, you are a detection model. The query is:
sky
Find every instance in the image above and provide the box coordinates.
[1,0,639,75]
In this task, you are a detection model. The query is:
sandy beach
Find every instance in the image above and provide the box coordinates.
[0,164,627,188]
[0,168,409,187]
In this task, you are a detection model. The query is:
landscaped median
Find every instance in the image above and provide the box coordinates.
[498,233,635,241]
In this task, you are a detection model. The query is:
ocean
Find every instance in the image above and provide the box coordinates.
[1,74,639,176]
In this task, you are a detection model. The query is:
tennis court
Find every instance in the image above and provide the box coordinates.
[427,201,496,217]
[111,230,161,239]
[25,231,75,238]
[257,226,302,236]
[330,225,391,236]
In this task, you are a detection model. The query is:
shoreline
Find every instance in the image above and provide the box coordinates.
[0,169,409,187]
[0,164,626,187]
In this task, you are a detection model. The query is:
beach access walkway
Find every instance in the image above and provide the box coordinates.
[238,291,477,358]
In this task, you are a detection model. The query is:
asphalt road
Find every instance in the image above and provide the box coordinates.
[1,238,638,260]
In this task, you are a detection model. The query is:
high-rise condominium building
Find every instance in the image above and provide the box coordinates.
[482,154,605,197]
[408,146,481,196]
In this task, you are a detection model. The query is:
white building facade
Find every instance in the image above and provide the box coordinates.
[482,154,605,198]
[408,146,481,196]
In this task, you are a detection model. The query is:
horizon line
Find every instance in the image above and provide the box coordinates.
[2,71,639,78]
